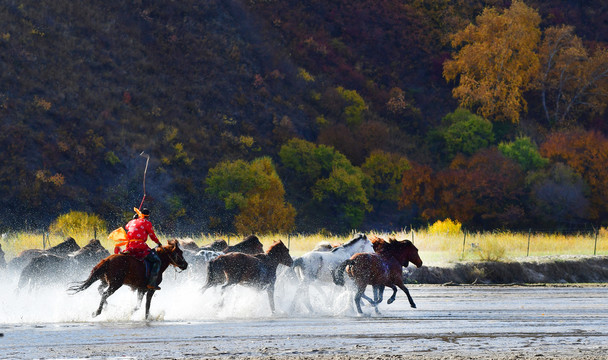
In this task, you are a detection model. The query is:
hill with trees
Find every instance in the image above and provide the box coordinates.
[0,0,607,234]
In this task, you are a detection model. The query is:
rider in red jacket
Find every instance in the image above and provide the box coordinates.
[122,208,163,290]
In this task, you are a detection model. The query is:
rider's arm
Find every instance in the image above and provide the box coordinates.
[146,221,161,246]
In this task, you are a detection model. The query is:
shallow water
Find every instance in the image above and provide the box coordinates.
[1,268,607,359]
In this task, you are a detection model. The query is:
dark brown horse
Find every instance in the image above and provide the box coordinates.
[224,234,264,254]
[68,239,188,319]
[333,238,423,314]
[202,240,293,313]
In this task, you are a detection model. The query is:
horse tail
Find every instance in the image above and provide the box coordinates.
[67,258,109,294]
[332,259,354,286]
[292,257,304,277]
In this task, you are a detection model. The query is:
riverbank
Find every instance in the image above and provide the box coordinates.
[407,255,608,285]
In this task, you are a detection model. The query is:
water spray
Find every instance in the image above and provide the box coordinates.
[139,151,150,210]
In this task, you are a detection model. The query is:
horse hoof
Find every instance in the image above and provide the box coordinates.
[387,298,394,305]
[411,304,417,308]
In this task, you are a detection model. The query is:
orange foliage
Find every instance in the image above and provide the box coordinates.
[540,130,608,219]
[401,150,526,227]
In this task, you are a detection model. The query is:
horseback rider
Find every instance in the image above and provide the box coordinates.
[120,208,163,290]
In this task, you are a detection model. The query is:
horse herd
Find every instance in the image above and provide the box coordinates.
[4,233,423,319]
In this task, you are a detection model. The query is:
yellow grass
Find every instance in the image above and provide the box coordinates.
[2,229,607,264]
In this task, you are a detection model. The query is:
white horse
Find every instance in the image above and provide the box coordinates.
[183,249,224,281]
[291,233,374,312]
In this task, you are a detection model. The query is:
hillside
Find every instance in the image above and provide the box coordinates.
[1,0,607,234]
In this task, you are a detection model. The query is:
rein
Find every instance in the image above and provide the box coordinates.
[161,248,185,273]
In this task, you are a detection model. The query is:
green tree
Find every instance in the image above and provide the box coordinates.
[336,86,368,126]
[361,150,410,202]
[498,136,548,171]
[312,166,372,229]
[279,138,372,230]
[441,108,494,158]
[205,157,295,234]
[443,0,541,122]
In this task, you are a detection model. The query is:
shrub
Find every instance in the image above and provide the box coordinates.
[49,211,107,237]
[428,218,462,235]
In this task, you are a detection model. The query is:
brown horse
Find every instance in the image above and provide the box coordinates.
[68,239,188,319]
[333,238,422,314]
[224,234,264,254]
[202,240,293,313]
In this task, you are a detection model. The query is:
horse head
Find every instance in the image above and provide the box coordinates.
[267,240,293,267]
[160,239,189,270]
[383,239,422,268]
[370,235,387,252]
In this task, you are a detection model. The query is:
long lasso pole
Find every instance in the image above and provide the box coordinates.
[139,151,150,210]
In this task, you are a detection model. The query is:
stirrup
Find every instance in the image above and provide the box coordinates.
[147,285,161,290]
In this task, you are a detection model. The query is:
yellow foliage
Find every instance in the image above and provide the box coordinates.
[49,211,107,237]
[33,96,52,111]
[298,68,315,82]
[428,218,462,235]
[443,0,541,123]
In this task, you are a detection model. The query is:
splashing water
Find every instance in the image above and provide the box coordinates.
[0,265,358,324]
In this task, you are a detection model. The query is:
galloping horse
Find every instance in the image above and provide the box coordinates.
[68,239,188,319]
[202,240,293,313]
[224,234,264,254]
[333,238,422,314]
[292,233,374,312]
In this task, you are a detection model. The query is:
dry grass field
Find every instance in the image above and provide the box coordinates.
[2,228,607,265]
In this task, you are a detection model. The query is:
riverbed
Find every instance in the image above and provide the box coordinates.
[1,271,606,359]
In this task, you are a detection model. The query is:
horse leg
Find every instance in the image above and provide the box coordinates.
[144,290,155,320]
[354,286,365,314]
[373,285,386,304]
[396,281,416,308]
[97,280,108,295]
[133,289,145,312]
[94,283,121,317]
[267,283,276,314]
[293,282,314,313]
[386,285,398,304]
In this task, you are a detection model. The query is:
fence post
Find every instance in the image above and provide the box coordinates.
[288,233,291,249]
[461,230,467,258]
[94,226,97,240]
[594,227,599,256]
[527,228,531,257]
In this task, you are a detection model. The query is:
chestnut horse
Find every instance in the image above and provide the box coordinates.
[68,239,188,319]
[202,240,293,313]
[333,238,422,314]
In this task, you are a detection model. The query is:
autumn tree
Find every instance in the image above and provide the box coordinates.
[534,25,608,127]
[401,150,526,228]
[527,163,590,226]
[399,163,440,221]
[443,0,541,123]
[205,157,295,234]
[540,130,608,221]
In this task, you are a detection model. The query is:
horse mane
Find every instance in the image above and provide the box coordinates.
[226,235,264,254]
[200,239,228,252]
[376,237,414,255]
[332,233,366,252]
[266,240,287,255]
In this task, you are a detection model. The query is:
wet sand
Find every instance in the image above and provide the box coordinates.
[2,284,607,360]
